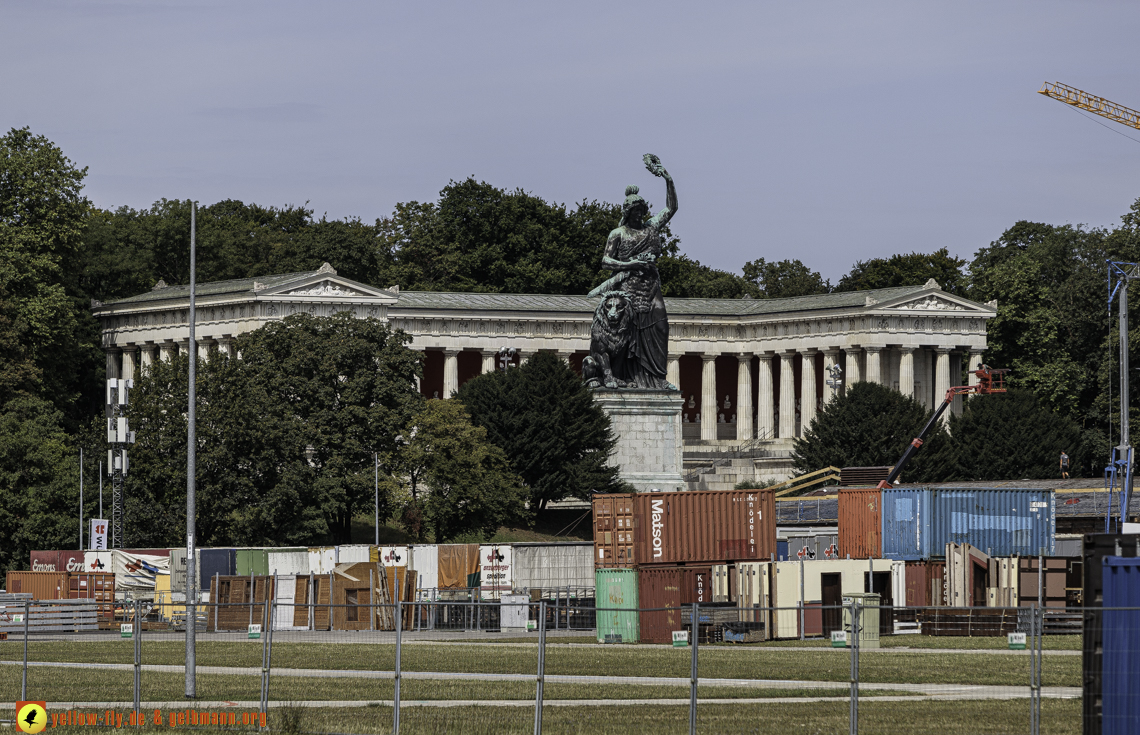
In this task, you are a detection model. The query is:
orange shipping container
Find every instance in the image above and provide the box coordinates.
[838,488,882,559]
[638,565,713,643]
[634,490,776,565]
[5,571,67,600]
[593,494,636,568]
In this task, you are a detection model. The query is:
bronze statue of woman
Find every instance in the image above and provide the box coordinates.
[588,154,677,390]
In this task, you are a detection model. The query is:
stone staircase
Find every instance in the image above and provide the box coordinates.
[682,446,795,492]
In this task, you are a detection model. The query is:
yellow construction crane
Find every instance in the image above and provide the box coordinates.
[1039,82,1140,131]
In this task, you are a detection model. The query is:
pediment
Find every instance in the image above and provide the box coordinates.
[258,272,397,302]
[869,288,993,314]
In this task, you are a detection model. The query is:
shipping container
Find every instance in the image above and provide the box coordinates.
[513,543,594,591]
[839,489,882,559]
[69,572,115,618]
[882,487,1055,559]
[901,560,944,607]
[644,490,778,565]
[199,549,236,592]
[30,551,87,574]
[479,544,512,600]
[1082,534,1140,735]
[308,546,338,575]
[337,545,373,564]
[83,551,113,575]
[638,565,712,643]
[595,568,638,643]
[267,548,309,575]
[1017,557,1067,608]
[5,571,67,600]
[409,545,438,594]
[437,544,480,589]
[371,546,409,567]
[1101,556,1140,735]
[236,549,270,577]
[593,494,636,568]
[169,548,201,593]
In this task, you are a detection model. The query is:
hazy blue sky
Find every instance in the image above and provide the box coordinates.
[6,1,1140,282]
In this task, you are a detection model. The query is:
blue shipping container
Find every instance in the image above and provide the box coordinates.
[1102,556,1140,735]
[881,488,1054,560]
[199,548,236,591]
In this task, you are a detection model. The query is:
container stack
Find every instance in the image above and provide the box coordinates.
[592,489,777,643]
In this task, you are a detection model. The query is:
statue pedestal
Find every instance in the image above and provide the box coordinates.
[594,390,685,493]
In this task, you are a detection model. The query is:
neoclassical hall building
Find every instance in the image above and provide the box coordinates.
[94,264,996,479]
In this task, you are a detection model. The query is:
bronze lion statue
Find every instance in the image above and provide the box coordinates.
[582,291,636,389]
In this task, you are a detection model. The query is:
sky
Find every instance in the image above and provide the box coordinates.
[5,1,1140,282]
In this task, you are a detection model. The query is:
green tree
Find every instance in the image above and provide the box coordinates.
[656,253,761,299]
[125,313,422,546]
[457,352,625,515]
[742,258,831,298]
[0,127,95,419]
[393,399,525,542]
[834,248,969,296]
[938,390,1083,480]
[0,396,78,575]
[793,382,948,483]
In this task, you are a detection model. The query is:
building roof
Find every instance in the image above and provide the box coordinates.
[103,270,980,318]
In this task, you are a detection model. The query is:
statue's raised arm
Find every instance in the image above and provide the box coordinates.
[643,153,677,229]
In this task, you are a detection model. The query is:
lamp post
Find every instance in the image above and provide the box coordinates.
[497,347,517,371]
[825,362,844,397]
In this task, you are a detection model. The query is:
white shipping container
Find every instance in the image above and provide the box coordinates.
[308,547,337,575]
[84,551,114,575]
[512,543,594,591]
[377,546,409,566]
[479,544,513,600]
[409,545,438,596]
[337,545,371,564]
[268,551,309,575]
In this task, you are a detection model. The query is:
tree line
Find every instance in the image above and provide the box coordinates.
[4,124,1140,569]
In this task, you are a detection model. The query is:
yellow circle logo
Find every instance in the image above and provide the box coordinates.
[17,702,47,734]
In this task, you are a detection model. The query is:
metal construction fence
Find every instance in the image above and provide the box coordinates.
[0,599,1129,734]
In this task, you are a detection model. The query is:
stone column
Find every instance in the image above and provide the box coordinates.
[139,344,154,373]
[935,347,952,424]
[197,340,211,362]
[899,347,915,398]
[822,348,842,404]
[736,354,753,442]
[121,346,137,381]
[105,348,121,380]
[779,351,796,439]
[700,354,717,442]
[950,352,963,416]
[757,353,775,440]
[864,346,883,385]
[967,350,983,387]
[177,341,189,357]
[556,351,572,366]
[845,347,862,388]
[443,350,459,398]
[160,341,175,362]
[481,350,496,374]
[800,349,818,430]
[667,353,681,390]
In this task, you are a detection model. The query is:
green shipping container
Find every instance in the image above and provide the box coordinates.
[595,568,639,643]
[236,549,269,577]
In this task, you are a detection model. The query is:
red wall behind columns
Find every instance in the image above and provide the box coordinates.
[456,350,482,390]
[421,349,443,398]
[714,355,738,424]
[678,355,702,423]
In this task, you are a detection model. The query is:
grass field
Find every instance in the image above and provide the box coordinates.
[0,639,1080,688]
[22,700,1081,735]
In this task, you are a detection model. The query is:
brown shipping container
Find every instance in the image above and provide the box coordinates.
[30,550,83,573]
[593,494,637,568]
[903,560,944,607]
[838,488,882,559]
[632,490,776,565]
[68,572,115,619]
[5,571,68,600]
[638,565,713,644]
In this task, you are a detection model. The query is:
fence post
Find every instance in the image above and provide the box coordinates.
[848,598,859,735]
[689,602,699,735]
[260,590,270,718]
[21,599,29,700]
[134,600,141,722]
[799,560,805,640]
[533,600,546,735]
[393,599,402,735]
